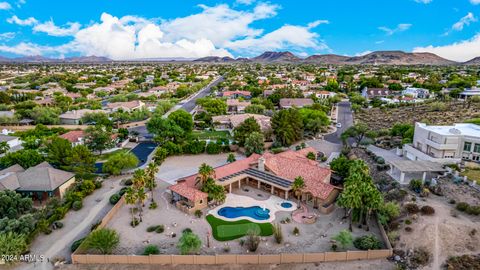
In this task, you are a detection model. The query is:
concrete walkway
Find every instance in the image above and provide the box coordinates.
[16,176,127,270]
[208,193,296,223]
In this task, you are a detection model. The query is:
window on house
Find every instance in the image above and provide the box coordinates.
[464,142,472,152]
[474,144,480,153]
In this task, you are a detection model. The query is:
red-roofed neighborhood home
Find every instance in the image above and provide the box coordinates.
[60,130,85,146]
[168,148,339,214]
[222,91,252,99]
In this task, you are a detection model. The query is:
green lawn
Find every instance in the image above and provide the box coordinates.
[461,169,480,184]
[206,215,273,241]
[95,148,130,162]
[190,130,231,140]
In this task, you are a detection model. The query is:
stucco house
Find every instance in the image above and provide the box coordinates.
[168,148,339,214]
[0,162,76,203]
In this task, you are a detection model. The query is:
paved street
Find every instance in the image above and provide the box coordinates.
[324,101,353,144]
[128,76,224,139]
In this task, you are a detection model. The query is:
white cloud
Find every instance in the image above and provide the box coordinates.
[375,40,385,44]
[7,15,37,26]
[451,12,477,31]
[413,33,480,61]
[33,20,81,36]
[225,21,328,55]
[0,4,328,59]
[378,23,412,35]
[0,1,11,10]
[236,0,255,5]
[470,0,480,5]
[7,15,81,36]
[0,32,15,40]
[69,13,231,60]
[160,3,278,47]
[414,0,432,3]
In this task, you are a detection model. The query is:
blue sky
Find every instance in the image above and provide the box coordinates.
[0,0,479,61]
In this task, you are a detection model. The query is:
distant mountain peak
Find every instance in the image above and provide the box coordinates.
[252,51,300,62]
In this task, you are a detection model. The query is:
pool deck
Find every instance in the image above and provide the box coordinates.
[208,193,297,223]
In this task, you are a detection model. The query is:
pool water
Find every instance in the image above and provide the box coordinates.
[281,202,293,208]
[218,206,270,221]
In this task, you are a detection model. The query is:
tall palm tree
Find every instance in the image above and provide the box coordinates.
[132,169,146,190]
[292,176,305,205]
[124,187,138,227]
[136,187,147,222]
[197,163,215,187]
[145,163,159,202]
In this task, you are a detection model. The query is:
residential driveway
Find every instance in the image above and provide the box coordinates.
[305,139,342,158]
[324,101,353,144]
[15,176,127,270]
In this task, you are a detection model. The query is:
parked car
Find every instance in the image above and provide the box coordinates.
[336,123,342,128]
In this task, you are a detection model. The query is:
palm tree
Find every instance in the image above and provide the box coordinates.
[145,163,159,202]
[132,169,146,189]
[136,187,147,222]
[124,187,138,227]
[292,176,305,205]
[197,163,215,187]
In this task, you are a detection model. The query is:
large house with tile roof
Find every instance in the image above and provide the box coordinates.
[168,147,339,214]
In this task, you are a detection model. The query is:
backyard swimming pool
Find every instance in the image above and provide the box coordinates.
[218,206,271,221]
[281,202,293,208]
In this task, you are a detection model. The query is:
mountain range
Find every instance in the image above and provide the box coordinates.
[196,51,464,65]
[0,51,478,65]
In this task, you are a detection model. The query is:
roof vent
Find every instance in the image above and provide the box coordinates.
[448,128,461,135]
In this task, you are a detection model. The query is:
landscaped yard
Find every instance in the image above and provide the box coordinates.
[461,168,480,184]
[95,149,130,161]
[190,130,232,140]
[206,215,273,241]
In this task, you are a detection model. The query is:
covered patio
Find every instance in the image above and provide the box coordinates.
[388,159,447,185]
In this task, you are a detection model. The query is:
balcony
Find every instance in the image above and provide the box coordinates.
[425,138,457,150]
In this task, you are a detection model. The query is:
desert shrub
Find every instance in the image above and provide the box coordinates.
[420,205,435,215]
[448,199,456,204]
[466,205,480,215]
[53,221,63,229]
[410,247,431,267]
[405,226,413,232]
[130,218,139,227]
[149,201,157,209]
[182,228,193,234]
[409,179,423,193]
[147,226,157,232]
[469,229,477,237]
[353,235,382,250]
[245,230,260,252]
[404,203,420,214]
[72,200,83,211]
[118,187,128,196]
[177,231,201,255]
[223,246,230,253]
[293,227,300,235]
[444,254,480,270]
[109,194,121,205]
[155,225,165,233]
[405,219,412,225]
[456,202,469,212]
[124,179,133,186]
[387,231,399,247]
[71,237,85,252]
[273,223,283,244]
[375,156,385,164]
[332,230,353,250]
[194,210,202,218]
[90,220,101,231]
[143,245,160,255]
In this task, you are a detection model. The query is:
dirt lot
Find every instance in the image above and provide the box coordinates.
[394,195,479,270]
[355,101,480,130]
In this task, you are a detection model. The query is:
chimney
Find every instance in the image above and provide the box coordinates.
[258,157,265,171]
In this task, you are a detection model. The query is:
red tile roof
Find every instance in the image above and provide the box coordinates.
[222,91,251,97]
[60,130,85,143]
[169,182,207,202]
